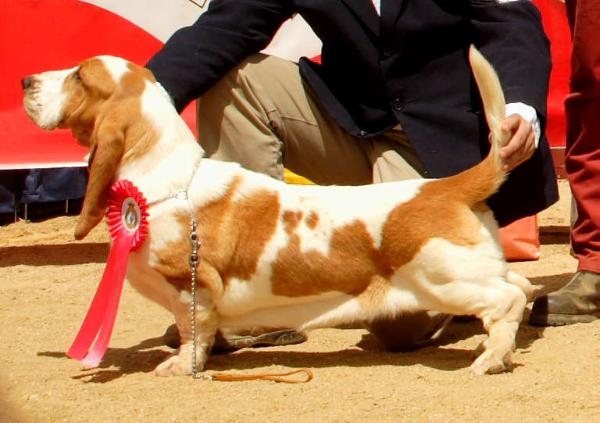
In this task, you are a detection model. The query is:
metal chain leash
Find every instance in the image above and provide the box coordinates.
[189,216,206,379]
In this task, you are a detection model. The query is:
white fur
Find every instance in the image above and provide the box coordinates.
[96,55,130,82]
[22,67,75,129]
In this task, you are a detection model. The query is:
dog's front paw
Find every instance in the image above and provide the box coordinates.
[154,354,192,377]
[469,351,512,376]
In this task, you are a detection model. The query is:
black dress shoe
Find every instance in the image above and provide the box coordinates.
[529,271,600,326]
[162,324,307,354]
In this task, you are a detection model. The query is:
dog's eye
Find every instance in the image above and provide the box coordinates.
[73,70,82,82]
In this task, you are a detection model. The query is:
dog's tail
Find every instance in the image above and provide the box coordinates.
[447,46,511,207]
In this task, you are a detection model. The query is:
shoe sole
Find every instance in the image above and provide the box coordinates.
[214,330,307,353]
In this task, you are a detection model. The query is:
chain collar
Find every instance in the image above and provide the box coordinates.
[146,189,190,208]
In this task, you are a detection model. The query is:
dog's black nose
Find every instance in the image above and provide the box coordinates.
[21,76,33,90]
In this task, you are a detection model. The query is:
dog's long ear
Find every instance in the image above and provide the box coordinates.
[74,120,124,240]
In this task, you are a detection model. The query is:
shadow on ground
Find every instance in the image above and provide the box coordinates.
[37,313,548,382]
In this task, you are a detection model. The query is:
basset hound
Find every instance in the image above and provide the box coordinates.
[22,47,538,376]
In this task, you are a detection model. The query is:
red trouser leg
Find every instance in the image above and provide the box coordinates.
[565,0,600,273]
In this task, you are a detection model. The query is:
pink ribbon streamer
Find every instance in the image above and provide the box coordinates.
[67,180,148,367]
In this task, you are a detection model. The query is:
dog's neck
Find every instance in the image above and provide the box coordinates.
[116,96,204,205]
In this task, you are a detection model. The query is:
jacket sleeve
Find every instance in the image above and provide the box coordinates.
[469,0,551,126]
[146,0,294,112]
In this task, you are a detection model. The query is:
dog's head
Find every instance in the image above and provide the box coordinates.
[22,56,164,239]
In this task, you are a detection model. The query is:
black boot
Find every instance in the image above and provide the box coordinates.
[529,271,600,326]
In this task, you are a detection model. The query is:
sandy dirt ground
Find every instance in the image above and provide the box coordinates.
[1,180,599,422]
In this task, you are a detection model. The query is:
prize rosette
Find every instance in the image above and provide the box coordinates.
[67,180,149,367]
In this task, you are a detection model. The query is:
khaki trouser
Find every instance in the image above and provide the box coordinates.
[196,53,449,350]
[197,54,428,185]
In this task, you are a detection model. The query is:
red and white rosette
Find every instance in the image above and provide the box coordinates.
[67,180,148,367]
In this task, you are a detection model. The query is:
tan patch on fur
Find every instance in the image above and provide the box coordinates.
[151,177,280,292]
[282,210,303,234]
[380,179,484,270]
[61,58,118,145]
[305,212,319,229]
[116,70,160,166]
[356,275,391,313]
[127,62,156,82]
[445,151,503,208]
[217,189,281,282]
[271,220,392,297]
[162,261,223,296]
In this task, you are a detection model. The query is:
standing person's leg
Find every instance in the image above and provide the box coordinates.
[195,53,449,350]
[530,0,600,326]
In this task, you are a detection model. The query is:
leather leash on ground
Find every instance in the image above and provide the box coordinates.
[188,216,313,384]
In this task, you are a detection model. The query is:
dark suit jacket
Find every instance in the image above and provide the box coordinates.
[147,0,558,225]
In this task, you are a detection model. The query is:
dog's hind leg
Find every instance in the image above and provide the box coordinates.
[414,275,527,375]
[468,282,527,375]
[155,287,219,377]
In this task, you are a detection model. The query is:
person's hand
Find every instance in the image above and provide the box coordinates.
[499,113,536,171]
